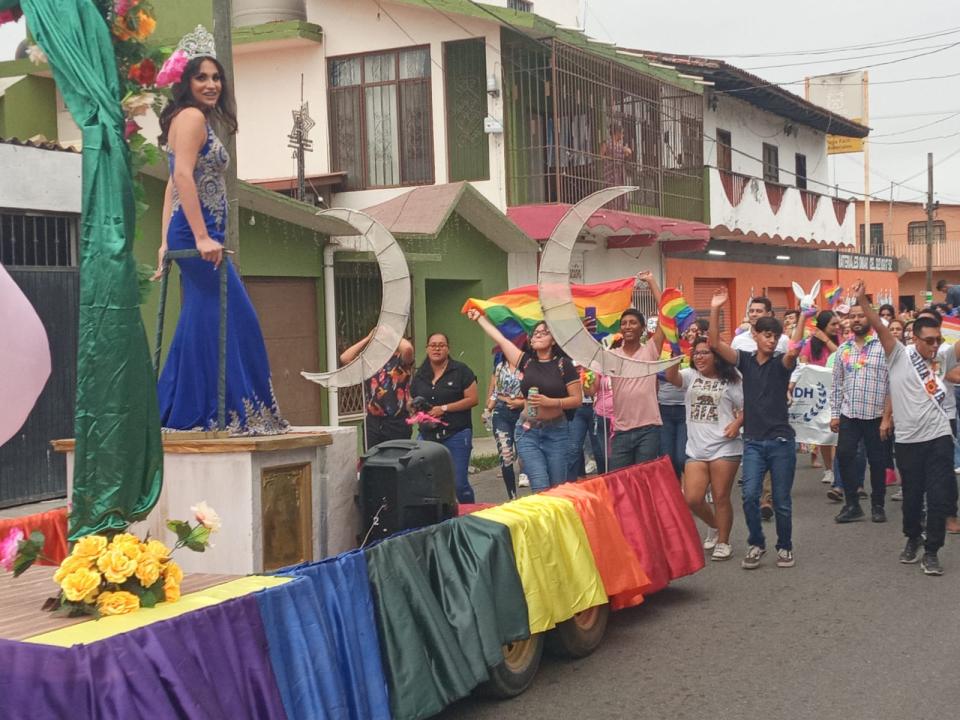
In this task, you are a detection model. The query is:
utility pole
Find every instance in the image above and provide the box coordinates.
[212,0,240,260]
[925,152,934,303]
[862,72,871,255]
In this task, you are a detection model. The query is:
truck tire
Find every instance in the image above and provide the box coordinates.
[483,633,544,699]
[545,604,609,658]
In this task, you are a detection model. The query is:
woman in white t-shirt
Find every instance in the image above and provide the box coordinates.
[665,336,744,561]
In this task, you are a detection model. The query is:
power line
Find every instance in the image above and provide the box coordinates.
[872,130,960,145]
[701,25,960,58]
[742,40,960,71]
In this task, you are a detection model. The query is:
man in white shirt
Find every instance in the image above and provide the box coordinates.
[855,280,960,575]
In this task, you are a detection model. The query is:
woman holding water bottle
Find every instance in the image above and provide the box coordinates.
[467,310,582,490]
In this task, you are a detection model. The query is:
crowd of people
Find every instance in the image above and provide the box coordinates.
[342,274,960,577]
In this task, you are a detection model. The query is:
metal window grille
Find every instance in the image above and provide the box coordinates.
[0,212,78,267]
[631,284,657,321]
[507,0,533,11]
[502,33,704,221]
[328,47,434,191]
[906,220,945,245]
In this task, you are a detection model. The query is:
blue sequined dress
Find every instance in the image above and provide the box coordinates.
[158,124,287,434]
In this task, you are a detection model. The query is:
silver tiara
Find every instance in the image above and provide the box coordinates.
[178,25,217,60]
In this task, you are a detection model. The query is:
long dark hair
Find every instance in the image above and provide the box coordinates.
[524,321,570,362]
[692,336,740,384]
[810,310,838,359]
[158,56,238,146]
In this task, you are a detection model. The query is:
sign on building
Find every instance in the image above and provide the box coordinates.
[837,252,895,272]
[805,72,867,155]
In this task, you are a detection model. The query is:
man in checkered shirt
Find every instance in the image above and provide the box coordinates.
[831,302,893,525]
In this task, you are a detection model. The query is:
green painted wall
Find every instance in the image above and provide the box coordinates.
[151,0,214,46]
[1,75,57,140]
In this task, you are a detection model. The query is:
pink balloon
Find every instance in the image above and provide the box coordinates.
[0,263,51,447]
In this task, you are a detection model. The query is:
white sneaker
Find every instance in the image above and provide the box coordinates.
[711,542,732,561]
[821,469,834,485]
[518,473,530,488]
[776,548,795,568]
[702,527,719,551]
[741,545,765,570]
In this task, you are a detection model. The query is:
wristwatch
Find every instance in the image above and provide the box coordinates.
[441,404,449,413]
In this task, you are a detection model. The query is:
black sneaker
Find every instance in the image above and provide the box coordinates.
[921,552,944,576]
[826,488,844,502]
[900,537,922,564]
[760,505,773,521]
[835,504,865,523]
[871,505,887,523]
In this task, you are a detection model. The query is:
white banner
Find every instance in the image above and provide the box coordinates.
[788,364,837,446]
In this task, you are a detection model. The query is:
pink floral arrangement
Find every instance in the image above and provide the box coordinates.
[406,411,447,427]
[156,49,188,88]
[0,527,25,572]
[0,7,22,26]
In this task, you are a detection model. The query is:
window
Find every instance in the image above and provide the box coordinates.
[444,39,489,182]
[0,212,78,267]
[328,47,434,190]
[795,153,807,190]
[716,129,732,172]
[858,223,884,255]
[907,220,946,245]
[507,0,533,11]
[762,143,779,183]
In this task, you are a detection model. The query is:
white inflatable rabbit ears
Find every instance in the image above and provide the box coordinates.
[792,280,821,310]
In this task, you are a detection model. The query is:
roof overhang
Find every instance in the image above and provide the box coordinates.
[711,224,854,250]
[623,50,870,138]
[363,182,538,253]
[507,204,710,253]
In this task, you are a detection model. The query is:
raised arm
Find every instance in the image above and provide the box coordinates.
[853,280,897,355]
[339,328,375,365]
[782,308,806,370]
[466,308,523,368]
[708,287,738,365]
[664,359,682,388]
[637,270,665,348]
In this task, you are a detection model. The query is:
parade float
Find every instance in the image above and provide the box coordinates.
[0,0,705,716]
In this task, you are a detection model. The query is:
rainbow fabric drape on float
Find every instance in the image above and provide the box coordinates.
[461,278,636,341]
[1,459,704,720]
[10,0,164,538]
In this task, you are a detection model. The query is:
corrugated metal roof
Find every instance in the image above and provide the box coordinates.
[624,50,870,139]
[0,136,80,153]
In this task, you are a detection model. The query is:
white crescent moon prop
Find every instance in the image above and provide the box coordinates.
[538,186,682,377]
[301,208,411,388]
[0,263,51,446]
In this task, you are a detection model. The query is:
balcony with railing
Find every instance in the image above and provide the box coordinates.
[501,33,706,228]
[709,167,854,247]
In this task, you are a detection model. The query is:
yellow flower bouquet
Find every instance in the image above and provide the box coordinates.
[0,501,222,619]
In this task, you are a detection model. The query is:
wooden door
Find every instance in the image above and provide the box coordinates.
[245,277,323,426]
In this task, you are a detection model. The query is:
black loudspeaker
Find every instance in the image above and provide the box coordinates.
[359,439,458,542]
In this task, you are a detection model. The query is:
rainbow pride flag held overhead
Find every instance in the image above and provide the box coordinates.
[825,286,843,307]
[461,278,637,341]
[658,288,695,351]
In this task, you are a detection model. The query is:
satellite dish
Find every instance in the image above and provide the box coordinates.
[538,186,681,377]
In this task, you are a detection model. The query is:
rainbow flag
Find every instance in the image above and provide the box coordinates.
[825,286,842,307]
[658,288,695,351]
[461,278,636,341]
[944,316,960,345]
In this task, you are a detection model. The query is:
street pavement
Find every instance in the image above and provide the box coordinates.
[438,460,960,720]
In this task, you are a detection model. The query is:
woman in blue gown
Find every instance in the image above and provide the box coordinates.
[155,49,287,435]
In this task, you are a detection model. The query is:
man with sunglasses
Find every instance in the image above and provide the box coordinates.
[855,281,960,575]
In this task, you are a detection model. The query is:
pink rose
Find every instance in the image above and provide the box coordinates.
[114,0,137,15]
[190,501,221,532]
[124,119,141,140]
[156,50,188,88]
[0,527,25,572]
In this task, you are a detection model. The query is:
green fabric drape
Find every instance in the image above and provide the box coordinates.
[18,0,163,539]
[365,517,530,720]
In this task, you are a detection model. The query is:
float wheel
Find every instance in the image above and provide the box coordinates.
[545,603,609,658]
[483,633,544,698]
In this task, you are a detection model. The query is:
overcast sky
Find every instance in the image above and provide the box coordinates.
[2,1,959,203]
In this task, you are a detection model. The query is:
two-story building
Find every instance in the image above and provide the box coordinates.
[855,199,960,311]
[630,52,898,334]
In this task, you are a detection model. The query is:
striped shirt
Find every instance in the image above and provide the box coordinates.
[830,335,889,420]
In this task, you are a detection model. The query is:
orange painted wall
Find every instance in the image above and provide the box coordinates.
[665,256,898,340]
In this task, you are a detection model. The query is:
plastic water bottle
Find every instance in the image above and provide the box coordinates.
[527,387,540,419]
[926,290,933,306]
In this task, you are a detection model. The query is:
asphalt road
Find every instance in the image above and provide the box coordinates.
[437,461,960,720]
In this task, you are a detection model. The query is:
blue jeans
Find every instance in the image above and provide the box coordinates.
[515,418,570,491]
[422,428,474,504]
[742,438,797,551]
[492,402,521,498]
[610,424,661,470]
[658,404,687,481]
[567,404,606,479]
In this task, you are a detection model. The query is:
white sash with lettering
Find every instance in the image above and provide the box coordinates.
[907,346,948,417]
[788,364,837,446]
